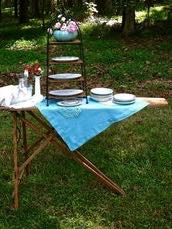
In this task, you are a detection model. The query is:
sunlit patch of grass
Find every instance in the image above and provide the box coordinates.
[136,10,147,23]
[81,22,105,38]
[1,7,12,13]
[81,22,97,34]
[153,6,165,11]
[8,38,38,50]
[136,6,168,23]
[150,6,168,21]
[21,25,33,30]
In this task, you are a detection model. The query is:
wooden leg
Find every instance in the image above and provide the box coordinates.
[27,111,125,196]
[73,151,125,195]
[21,111,30,175]
[51,136,125,195]
[19,134,53,175]
[12,112,19,209]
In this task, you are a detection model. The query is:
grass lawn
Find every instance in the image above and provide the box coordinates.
[0,15,172,228]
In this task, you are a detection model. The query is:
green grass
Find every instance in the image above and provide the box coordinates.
[0,10,172,228]
[0,102,171,228]
[0,16,172,83]
[0,19,46,73]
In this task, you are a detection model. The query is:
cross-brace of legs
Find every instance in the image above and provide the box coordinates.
[11,110,125,209]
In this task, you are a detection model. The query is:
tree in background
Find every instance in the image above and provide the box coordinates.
[0,0,1,20]
[0,0,171,34]
[95,0,113,15]
[31,0,41,18]
[14,0,18,18]
[50,0,57,13]
[145,0,155,26]
[19,0,29,23]
[121,0,136,36]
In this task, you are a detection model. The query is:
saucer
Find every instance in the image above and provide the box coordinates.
[57,99,82,107]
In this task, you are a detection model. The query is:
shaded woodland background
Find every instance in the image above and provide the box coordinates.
[0,1,172,228]
[0,0,172,36]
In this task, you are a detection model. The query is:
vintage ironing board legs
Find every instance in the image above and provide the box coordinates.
[11,110,125,208]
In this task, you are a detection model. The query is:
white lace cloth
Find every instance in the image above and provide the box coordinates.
[57,107,82,118]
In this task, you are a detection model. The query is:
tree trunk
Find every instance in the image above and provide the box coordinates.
[145,0,154,27]
[65,0,82,8]
[96,0,112,15]
[51,0,56,13]
[122,6,135,36]
[66,0,73,8]
[75,0,82,7]
[19,0,29,23]
[104,0,113,14]
[14,0,18,18]
[31,0,41,18]
[42,0,45,28]
[0,0,1,20]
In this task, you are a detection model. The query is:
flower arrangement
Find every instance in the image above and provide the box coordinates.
[24,63,42,81]
[47,14,78,35]
[23,63,43,102]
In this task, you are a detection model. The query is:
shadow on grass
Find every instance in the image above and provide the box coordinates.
[0,17,46,43]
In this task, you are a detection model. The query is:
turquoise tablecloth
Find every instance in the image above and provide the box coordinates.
[36,98,148,151]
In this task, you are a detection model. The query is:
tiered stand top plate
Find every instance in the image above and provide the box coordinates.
[48,73,82,80]
[51,56,79,62]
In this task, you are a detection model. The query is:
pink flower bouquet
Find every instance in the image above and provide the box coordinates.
[47,14,78,35]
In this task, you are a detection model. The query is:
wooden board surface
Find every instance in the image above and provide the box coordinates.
[0,97,168,111]
[137,97,168,107]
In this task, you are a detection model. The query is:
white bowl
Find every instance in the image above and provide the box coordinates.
[90,88,113,96]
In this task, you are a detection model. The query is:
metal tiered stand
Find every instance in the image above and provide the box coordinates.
[46,18,88,106]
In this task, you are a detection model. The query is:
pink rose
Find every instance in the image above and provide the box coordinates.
[67,21,78,32]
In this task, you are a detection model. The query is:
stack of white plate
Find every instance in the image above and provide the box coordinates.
[113,93,136,105]
[90,88,113,102]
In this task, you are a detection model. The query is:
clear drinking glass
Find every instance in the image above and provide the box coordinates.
[18,75,33,101]
[26,85,33,98]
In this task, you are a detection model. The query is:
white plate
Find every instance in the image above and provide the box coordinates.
[57,99,83,107]
[49,89,83,97]
[91,95,113,102]
[114,100,135,105]
[114,93,136,102]
[90,92,112,99]
[90,88,113,96]
[51,56,79,62]
[48,73,81,80]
